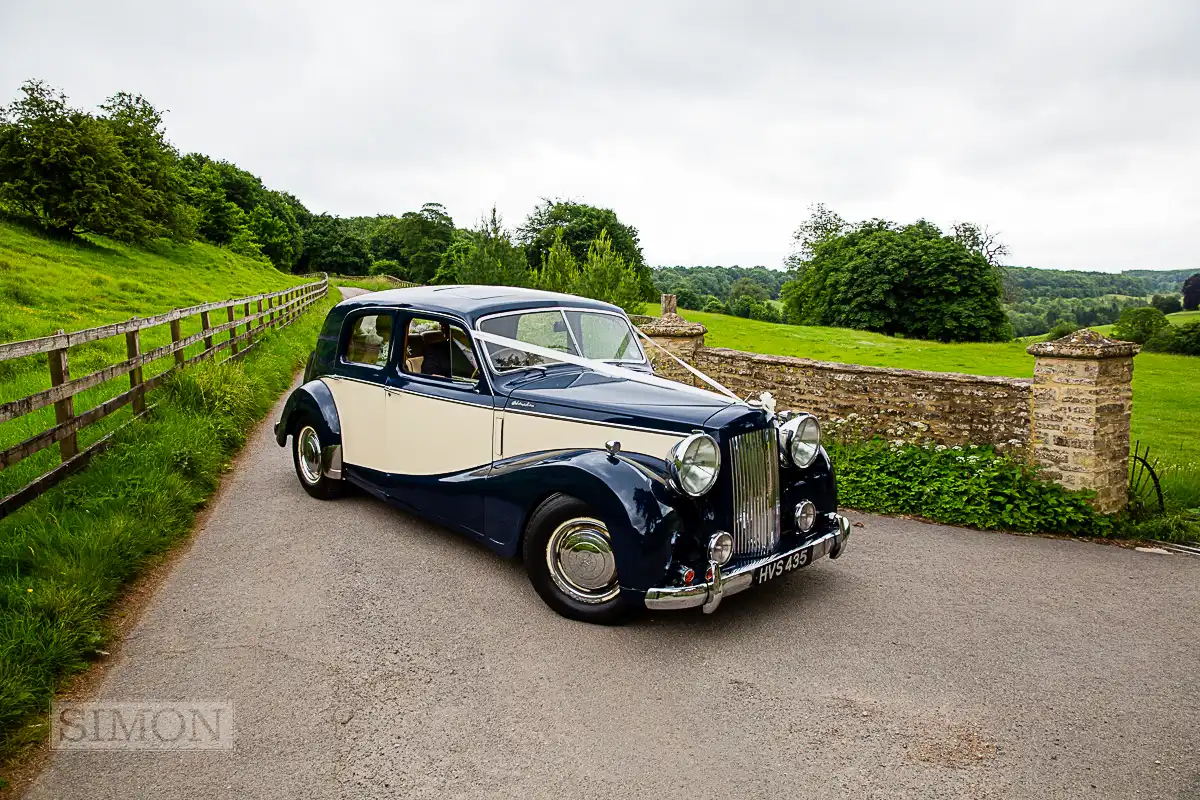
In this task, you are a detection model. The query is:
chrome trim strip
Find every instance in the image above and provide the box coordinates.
[643,515,849,612]
[499,405,692,438]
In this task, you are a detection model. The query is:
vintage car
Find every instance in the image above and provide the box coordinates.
[274,286,849,623]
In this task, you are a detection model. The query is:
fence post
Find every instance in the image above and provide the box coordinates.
[201,310,213,353]
[227,305,239,356]
[170,318,185,367]
[243,301,252,347]
[257,299,264,334]
[47,329,78,460]
[126,321,145,415]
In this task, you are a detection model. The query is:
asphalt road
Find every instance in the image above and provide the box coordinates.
[23,291,1200,799]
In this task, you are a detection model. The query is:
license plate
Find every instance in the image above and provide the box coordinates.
[754,547,813,585]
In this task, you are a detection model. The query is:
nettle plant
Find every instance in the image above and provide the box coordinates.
[822,415,1106,535]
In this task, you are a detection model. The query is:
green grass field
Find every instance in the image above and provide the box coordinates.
[0,219,310,500]
[649,306,1200,507]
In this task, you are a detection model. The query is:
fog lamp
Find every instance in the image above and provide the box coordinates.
[795,500,817,533]
[708,531,733,566]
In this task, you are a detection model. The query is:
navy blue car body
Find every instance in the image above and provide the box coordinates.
[276,285,848,620]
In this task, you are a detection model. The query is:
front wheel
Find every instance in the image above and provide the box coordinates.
[292,420,343,500]
[522,495,637,625]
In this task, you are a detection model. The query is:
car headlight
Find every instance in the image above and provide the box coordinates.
[777,414,822,468]
[667,433,720,497]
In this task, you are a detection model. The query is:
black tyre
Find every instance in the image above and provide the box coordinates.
[522,494,637,625]
[292,418,344,500]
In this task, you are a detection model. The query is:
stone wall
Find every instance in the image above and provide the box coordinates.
[639,295,1138,512]
[693,348,1033,450]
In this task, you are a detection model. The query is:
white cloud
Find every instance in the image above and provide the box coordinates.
[1,0,1197,272]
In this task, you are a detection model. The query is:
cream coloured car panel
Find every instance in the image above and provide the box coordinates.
[384,389,494,475]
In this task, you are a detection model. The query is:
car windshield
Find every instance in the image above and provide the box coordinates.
[478,309,645,373]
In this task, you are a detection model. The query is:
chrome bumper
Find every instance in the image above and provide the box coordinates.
[644,513,850,613]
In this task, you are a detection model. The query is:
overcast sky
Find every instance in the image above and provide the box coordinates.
[2,0,1197,272]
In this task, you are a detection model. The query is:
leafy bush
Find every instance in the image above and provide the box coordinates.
[749,301,782,323]
[1043,319,1081,340]
[369,259,405,279]
[702,295,726,314]
[1144,321,1200,356]
[1151,293,1183,315]
[1112,306,1168,344]
[828,439,1106,534]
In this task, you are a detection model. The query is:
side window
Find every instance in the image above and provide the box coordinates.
[402,317,480,385]
[343,314,393,367]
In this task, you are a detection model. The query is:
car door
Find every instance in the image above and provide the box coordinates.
[321,308,396,477]
[383,314,494,536]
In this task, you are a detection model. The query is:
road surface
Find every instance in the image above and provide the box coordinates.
[23,289,1200,799]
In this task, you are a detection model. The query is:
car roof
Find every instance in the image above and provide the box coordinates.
[333,285,626,326]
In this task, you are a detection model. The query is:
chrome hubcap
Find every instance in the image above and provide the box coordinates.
[546,517,619,604]
[297,426,322,485]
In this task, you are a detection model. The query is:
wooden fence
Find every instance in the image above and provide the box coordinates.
[0,276,329,519]
[318,274,421,289]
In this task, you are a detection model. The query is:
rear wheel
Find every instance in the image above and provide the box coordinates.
[292,419,343,500]
[522,495,637,625]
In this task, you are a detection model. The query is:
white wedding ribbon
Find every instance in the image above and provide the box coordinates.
[633,327,742,402]
[471,328,740,405]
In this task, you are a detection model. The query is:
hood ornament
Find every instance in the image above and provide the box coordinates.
[745,391,777,419]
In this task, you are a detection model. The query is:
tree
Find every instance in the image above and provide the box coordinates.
[728,277,770,303]
[1112,306,1169,344]
[446,207,529,287]
[672,281,702,310]
[298,214,372,275]
[98,91,196,242]
[951,222,1010,268]
[786,202,847,267]
[535,227,577,294]
[183,160,246,245]
[1150,294,1183,315]
[0,80,143,239]
[1183,273,1200,311]
[572,230,644,314]
[517,199,654,298]
[781,215,1010,342]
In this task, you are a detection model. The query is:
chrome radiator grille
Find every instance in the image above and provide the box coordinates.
[728,427,781,558]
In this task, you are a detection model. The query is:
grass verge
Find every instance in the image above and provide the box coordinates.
[0,289,335,772]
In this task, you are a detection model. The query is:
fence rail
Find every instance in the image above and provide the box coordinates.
[314,273,421,289]
[0,276,329,519]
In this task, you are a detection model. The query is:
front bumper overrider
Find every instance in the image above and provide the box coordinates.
[643,513,851,613]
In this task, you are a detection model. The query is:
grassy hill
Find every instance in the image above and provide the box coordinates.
[648,306,1199,504]
[0,219,309,500]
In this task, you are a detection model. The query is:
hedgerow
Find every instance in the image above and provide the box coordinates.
[828,439,1107,535]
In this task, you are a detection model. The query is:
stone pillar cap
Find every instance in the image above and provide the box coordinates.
[1026,328,1140,359]
[637,313,708,337]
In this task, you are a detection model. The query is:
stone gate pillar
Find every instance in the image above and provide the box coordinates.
[1026,330,1139,513]
[636,295,707,385]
